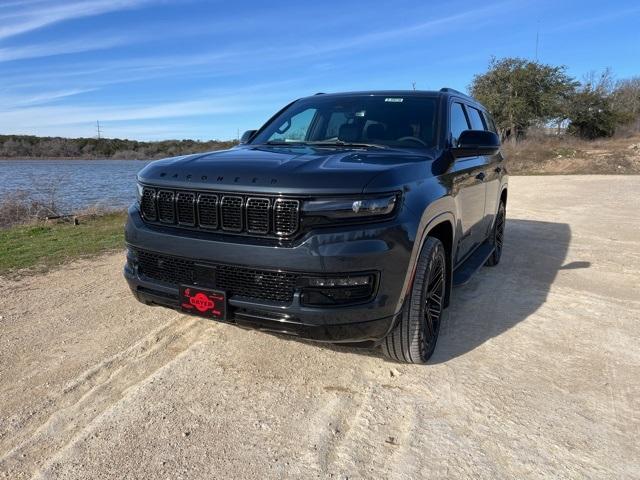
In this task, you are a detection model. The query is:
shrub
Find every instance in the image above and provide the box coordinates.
[0,191,60,228]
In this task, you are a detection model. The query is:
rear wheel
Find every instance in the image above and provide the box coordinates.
[382,237,446,364]
[486,201,506,266]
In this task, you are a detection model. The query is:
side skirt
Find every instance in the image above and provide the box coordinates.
[452,240,495,287]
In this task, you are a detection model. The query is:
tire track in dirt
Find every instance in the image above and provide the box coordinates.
[0,315,212,480]
[327,384,420,479]
[301,367,423,479]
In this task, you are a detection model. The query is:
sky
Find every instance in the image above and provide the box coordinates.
[0,0,638,141]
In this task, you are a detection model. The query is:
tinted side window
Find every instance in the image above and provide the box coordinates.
[467,106,486,130]
[484,112,498,134]
[450,102,470,144]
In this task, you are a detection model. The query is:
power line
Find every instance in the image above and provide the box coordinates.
[535,20,540,61]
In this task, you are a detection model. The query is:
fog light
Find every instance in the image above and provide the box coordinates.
[126,248,139,273]
[300,274,376,306]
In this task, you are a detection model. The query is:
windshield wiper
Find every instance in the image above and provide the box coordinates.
[264,140,309,146]
[262,140,388,149]
[307,140,388,149]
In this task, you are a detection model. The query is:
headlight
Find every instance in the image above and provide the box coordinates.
[302,193,398,220]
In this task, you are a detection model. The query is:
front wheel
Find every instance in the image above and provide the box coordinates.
[382,237,446,364]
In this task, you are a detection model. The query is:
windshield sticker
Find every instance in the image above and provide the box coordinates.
[384,98,403,103]
[355,110,366,117]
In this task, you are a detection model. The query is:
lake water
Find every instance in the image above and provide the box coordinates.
[0,159,152,212]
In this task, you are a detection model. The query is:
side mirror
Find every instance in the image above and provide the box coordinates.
[239,130,257,144]
[452,130,500,158]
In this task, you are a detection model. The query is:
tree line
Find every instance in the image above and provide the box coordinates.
[470,57,640,142]
[0,135,237,160]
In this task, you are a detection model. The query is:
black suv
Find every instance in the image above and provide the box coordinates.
[124,89,507,364]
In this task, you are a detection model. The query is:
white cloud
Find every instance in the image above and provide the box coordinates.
[0,0,156,40]
[0,88,289,131]
[0,88,97,107]
[0,36,131,62]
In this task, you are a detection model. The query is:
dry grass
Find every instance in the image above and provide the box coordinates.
[0,186,119,229]
[504,133,640,175]
[0,191,60,228]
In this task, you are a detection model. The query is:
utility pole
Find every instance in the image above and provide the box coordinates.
[412,81,416,91]
[96,120,102,140]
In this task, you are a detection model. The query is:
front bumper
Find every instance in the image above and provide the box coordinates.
[124,205,416,343]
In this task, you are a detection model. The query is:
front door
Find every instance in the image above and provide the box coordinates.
[451,156,488,263]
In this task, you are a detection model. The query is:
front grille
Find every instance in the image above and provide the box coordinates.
[221,196,243,232]
[197,193,218,228]
[140,186,300,237]
[157,190,175,223]
[274,199,300,235]
[246,197,270,234]
[135,249,298,303]
[176,192,196,226]
[140,188,157,220]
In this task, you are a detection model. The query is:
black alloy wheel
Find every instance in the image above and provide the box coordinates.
[486,201,506,266]
[382,236,447,364]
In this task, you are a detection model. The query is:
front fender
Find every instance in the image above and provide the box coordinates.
[394,205,456,315]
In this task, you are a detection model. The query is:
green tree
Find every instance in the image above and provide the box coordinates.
[567,70,619,139]
[611,76,640,131]
[0,135,238,159]
[469,57,577,142]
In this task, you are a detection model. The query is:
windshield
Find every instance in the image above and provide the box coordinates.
[252,95,438,149]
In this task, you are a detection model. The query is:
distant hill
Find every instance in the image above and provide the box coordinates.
[0,135,238,160]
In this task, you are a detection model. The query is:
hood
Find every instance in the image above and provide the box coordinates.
[137,145,434,195]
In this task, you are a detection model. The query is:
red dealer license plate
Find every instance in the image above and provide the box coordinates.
[180,286,226,320]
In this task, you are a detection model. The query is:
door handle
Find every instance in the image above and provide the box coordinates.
[475,172,486,181]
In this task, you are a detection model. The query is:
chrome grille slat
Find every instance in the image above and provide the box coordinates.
[176,192,195,226]
[246,197,270,234]
[274,199,300,236]
[220,195,243,232]
[157,190,175,223]
[140,188,157,221]
[139,186,300,237]
[197,193,218,228]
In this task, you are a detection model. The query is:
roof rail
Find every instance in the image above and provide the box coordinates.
[439,87,474,100]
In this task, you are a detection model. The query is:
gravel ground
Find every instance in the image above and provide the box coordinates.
[1,176,639,479]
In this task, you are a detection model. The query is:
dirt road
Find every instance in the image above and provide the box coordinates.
[1,176,639,479]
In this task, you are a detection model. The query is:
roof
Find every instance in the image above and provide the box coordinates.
[303,88,477,102]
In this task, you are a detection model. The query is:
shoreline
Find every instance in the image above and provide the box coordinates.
[0,157,152,161]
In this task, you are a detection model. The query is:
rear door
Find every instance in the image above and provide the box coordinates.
[466,105,500,239]
[448,101,487,264]
[468,106,502,239]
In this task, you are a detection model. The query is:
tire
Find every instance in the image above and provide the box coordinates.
[486,201,506,267]
[382,237,447,364]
